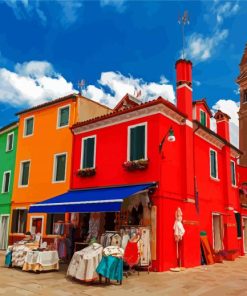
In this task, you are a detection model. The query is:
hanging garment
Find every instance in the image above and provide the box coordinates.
[121,234,130,250]
[96,255,123,282]
[103,246,124,257]
[111,234,122,247]
[123,241,139,268]
[139,228,151,266]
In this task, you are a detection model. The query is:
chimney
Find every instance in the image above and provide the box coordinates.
[214,110,230,142]
[175,59,193,121]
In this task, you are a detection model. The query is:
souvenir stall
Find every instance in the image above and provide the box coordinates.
[5,233,59,272]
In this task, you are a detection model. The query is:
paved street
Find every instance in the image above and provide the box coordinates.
[1,252,247,296]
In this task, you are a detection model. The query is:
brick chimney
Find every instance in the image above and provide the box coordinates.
[214,110,230,142]
[175,59,193,121]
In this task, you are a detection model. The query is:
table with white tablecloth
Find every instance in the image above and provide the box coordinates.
[22,250,59,272]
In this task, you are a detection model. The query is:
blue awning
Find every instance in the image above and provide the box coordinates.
[29,182,156,214]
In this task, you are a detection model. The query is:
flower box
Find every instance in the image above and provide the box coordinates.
[122,159,149,171]
[77,168,96,177]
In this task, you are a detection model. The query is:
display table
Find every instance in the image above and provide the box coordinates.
[22,250,59,272]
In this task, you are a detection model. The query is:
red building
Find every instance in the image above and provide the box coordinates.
[66,59,241,271]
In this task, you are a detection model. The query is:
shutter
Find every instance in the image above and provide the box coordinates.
[210,150,216,178]
[201,112,206,126]
[22,162,30,185]
[4,172,10,193]
[83,139,88,168]
[11,210,18,233]
[235,213,242,238]
[22,210,28,234]
[83,138,95,168]
[46,214,53,235]
[56,155,66,181]
[231,162,236,185]
[60,107,69,126]
[26,118,33,135]
[130,126,145,161]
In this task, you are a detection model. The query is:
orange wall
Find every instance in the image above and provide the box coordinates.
[12,98,76,210]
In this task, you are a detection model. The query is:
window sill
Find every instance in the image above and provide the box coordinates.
[6,149,13,153]
[210,177,220,182]
[123,159,149,171]
[52,180,66,184]
[56,124,69,129]
[23,134,33,138]
[18,185,29,188]
[232,185,238,188]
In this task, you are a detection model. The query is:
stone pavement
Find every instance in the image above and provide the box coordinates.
[1,252,247,296]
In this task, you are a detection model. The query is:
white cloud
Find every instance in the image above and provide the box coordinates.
[214,2,239,24]
[185,30,228,62]
[0,61,75,107]
[211,99,239,147]
[100,0,126,12]
[82,72,175,108]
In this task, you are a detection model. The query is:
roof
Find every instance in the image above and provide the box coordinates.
[194,120,242,155]
[72,96,187,130]
[16,93,78,116]
[193,99,213,117]
[214,110,231,121]
[0,121,19,134]
[114,93,141,111]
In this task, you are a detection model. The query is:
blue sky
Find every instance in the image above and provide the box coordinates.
[0,0,246,145]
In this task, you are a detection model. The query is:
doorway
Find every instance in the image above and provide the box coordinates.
[0,215,10,250]
[212,213,223,251]
[243,217,247,253]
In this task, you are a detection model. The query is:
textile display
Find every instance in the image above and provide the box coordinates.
[11,244,37,267]
[87,213,101,242]
[100,232,122,248]
[5,247,12,267]
[53,222,71,236]
[96,255,123,282]
[123,241,139,267]
[103,246,124,257]
[22,251,59,272]
[67,243,103,282]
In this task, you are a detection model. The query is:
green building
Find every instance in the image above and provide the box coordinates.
[0,121,18,249]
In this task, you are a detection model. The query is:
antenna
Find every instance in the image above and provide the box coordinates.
[178,10,190,59]
[78,79,85,94]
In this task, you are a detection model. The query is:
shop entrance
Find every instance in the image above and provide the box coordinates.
[0,215,10,250]
[212,213,223,251]
[243,217,247,253]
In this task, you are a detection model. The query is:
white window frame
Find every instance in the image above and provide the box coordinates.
[212,212,223,251]
[6,132,14,152]
[18,160,31,188]
[200,109,207,126]
[1,170,11,193]
[52,152,68,183]
[23,115,34,137]
[209,148,219,180]
[80,135,96,169]
[127,122,147,161]
[57,104,71,129]
[29,215,44,236]
[230,160,237,187]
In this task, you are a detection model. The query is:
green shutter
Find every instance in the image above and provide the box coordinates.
[11,210,18,233]
[55,154,66,181]
[21,162,30,185]
[231,161,236,185]
[26,118,34,135]
[210,150,217,178]
[83,138,95,168]
[200,111,206,126]
[7,134,13,151]
[46,214,53,235]
[59,107,69,127]
[130,125,145,161]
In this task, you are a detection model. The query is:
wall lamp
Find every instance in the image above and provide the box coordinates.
[159,127,176,153]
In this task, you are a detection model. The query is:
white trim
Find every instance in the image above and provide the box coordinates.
[30,199,124,207]
[29,215,44,235]
[80,135,96,169]
[0,214,10,250]
[230,160,237,186]
[1,170,11,193]
[176,83,193,91]
[57,104,71,129]
[23,116,34,137]
[52,152,68,183]
[73,104,185,135]
[195,131,224,150]
[200,109,207,126]
[127,122,147,161]
[185,119,193,128]
[6,132,14,152]
[209,148,219,180]
[18,160,31,188]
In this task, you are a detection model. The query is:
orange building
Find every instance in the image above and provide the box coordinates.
[10,93,111,242]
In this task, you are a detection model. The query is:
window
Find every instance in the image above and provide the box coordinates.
[53,153,67,182]
[128,123,147,161]
[6,132,14,151]
[81,136,96,169]
[231,160,236,186]
[2,171,11,193]
[210,149,218,179]
[11,209,28,233]
[24,117,34,136]
[46,213,65,235]
[19,161,30,187]
[243,91,247,103]
[58,105,70,128]
[200,110,206,126]
[30,217,43,234]
[234,212,242,238]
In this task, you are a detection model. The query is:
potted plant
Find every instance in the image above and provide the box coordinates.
[77,168,96,177]
[122,159,149,171]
